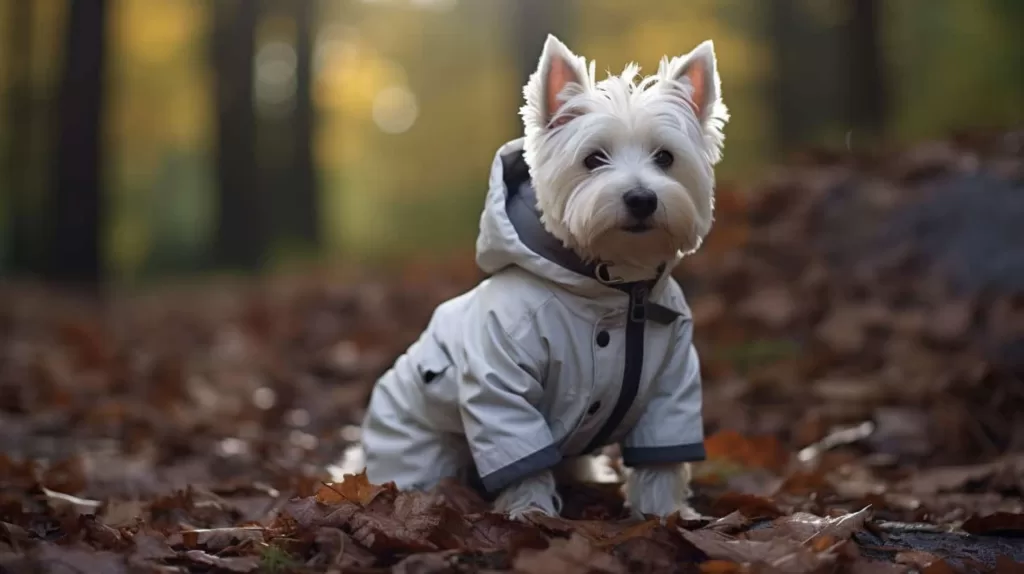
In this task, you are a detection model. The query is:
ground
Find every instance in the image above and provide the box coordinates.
[0,129,1022,573]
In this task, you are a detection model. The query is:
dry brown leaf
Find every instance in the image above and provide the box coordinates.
[315,469,394,506]
[282,496,359,529]
[184,549,261,572]
[180,526,265,550]
[462,513,549,552]
[706,511,751,533]
[345,491,465,553]
[700,560,748,573]
[704,430,790,473]
[898,457,1020,495]
[993,556,1024,573]
[745,507,872,544]
[313,527,377,569]
[129,532,176,562]
[678,529,835,573]
[512,533,626,574]
[34,543,128,574]
[710,493,786,520]
[961,512,1024,536]
[98,499,145,528]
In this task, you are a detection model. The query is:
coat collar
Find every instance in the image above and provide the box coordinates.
[501,149,684,325]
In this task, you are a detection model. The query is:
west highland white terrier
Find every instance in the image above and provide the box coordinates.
[360,34,728,520]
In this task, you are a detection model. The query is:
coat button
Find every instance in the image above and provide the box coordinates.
[596,330,610,347]
[587,401,601,415]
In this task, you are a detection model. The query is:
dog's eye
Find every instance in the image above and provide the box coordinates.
[583,151,609,171]
[653,150,674,169]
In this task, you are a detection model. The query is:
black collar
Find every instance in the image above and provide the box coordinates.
[500,149,680,325]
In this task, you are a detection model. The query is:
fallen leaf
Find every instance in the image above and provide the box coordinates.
[710,493,785,520]
[745,507,872,544]
[313,527,377,569]
[282,496,358,529]
[129,532,176,562]
[180,526,265,550]
[704,430,791,473]
[98,499,145,528]
[430,477,490,514]
[184,549,261,572]
[895,550,951,571]
[961,512,1024,536]
[41,487,101,515]
[513,533,626,574]
[699,560,747,573]
[34,543,128,574]
[706,511,750,533]
[315,469,393,506]
[678,529,835,573]
[992,555,1024,573]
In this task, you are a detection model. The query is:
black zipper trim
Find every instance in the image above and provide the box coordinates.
[583,280,652,454]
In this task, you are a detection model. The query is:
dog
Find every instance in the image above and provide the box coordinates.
[360,34,728,520]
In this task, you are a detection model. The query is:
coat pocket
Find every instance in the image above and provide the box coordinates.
[415,336,453,385]
[412,336,462,431]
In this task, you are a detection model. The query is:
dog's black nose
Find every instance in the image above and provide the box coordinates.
[623,188,657,219]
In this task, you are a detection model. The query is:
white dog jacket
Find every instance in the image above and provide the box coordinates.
[361,138,706,495]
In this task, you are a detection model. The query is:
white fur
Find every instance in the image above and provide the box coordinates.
[521,35,729,271]
[500,35,728,521]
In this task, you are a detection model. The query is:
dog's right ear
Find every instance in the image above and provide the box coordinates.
[523,34,591,130]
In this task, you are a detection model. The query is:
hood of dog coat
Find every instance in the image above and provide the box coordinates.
[476,138,686,299]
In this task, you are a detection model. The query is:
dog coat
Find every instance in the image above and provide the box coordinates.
[361,138,706,495]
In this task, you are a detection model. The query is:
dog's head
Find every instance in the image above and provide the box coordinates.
[521,35,728,271]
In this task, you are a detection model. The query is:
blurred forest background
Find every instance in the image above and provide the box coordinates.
[0,0,1022,286]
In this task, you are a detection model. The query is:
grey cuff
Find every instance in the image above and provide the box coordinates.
[622,442,706,467]
[478,444,562,494]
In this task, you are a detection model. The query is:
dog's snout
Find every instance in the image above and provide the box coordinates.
[623,188,657,219]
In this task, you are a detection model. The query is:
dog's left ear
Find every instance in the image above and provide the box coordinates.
[523,34,591,130]
[658,40,724,127]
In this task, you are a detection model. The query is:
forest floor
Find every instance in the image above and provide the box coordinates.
[1,128,1023,573]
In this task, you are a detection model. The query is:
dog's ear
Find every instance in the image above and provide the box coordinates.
[523,34,590,130]
[658,40,723,127]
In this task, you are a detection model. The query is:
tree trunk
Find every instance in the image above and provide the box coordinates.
[212,0,267,271]
[510,0,570,129]
[767,0,812,149]
[844,0,887,137]
[287,0,320,251]
[3,0,40,275]
[49,0,107,288]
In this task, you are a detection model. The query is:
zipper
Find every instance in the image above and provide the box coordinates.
[583,281,649,454]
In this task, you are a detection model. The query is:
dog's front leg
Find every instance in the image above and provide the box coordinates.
[625,462,699,520]
[493,469,562,520]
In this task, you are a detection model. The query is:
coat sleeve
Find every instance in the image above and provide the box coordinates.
[620,318,706,467]
[458,306,561,494]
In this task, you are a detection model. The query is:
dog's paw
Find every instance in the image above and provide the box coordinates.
[493,470,562,519]
[630,503,701,524]
[625,463,693,520]
[506,503,557,522]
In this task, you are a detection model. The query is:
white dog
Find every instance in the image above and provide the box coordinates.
[360,35,728,520]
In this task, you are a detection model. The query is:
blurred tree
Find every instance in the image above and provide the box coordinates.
[509,0,571,131]
[212,0,268,271]
[844,0,887,137]
[3,0,42,275]
[768,0,878,151]
[766,0,823,149]
[285,0,321,252]
[49,0,107,287]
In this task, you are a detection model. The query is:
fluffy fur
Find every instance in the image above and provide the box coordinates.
[495,35,729,520]
[520,35,728,276]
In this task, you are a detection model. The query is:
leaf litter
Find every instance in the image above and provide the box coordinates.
[1,129,1023,572]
